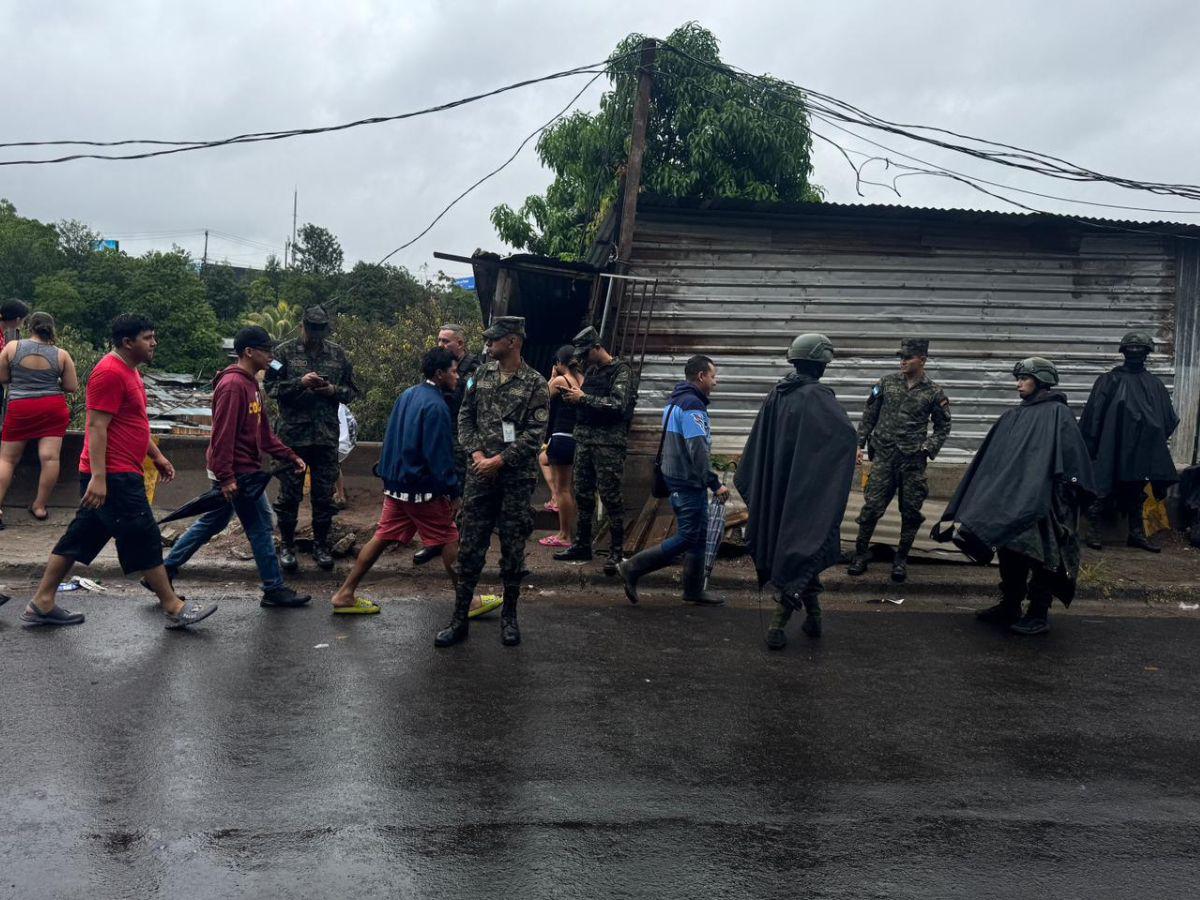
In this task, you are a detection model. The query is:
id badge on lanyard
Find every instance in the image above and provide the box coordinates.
[502,421,517,443]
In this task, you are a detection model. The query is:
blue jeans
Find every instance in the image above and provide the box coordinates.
[164,484,283,592]
[659,486,709,561]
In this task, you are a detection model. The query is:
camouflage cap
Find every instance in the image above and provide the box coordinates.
[302,305,330,326]
[897,338,930,358]
[571,325,602,354]
[482,315,526,340]
[1119,331,1155,353]
[1013,356,1059,387]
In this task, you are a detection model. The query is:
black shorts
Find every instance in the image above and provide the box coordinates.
[546,434,576,466]
[52,473,164,574]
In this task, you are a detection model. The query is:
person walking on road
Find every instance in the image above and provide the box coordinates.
[1078,332,1178,553]
[554,326,632,576]
[10,314,216,629]
[265,305,358,573]
[434,317,548,648]
[849,338,952,583]
[933,357,1096,636]
[734,334,857,649]
[332,347,463,615]
[618,355,729,605]
[0,312,79,527]
[156,326,310,608]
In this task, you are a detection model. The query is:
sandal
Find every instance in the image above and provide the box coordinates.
[332,596,380,615]
[538,535,570,547]
[28,505,49,521]
[468,594,502,619]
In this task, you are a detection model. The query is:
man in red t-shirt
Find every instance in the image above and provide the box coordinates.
[17,314,218,629]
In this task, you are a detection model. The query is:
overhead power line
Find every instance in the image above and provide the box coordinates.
[0,54,636,167]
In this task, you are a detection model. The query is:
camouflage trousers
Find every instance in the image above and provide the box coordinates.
[855,447,929,552]
[455,472,536,594]
[572,442,627,552]
[274,443,340,546]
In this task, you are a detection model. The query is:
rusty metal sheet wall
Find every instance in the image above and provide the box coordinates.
[624,206,1184,463]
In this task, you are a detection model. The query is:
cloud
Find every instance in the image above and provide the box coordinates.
[5,0,1199,276]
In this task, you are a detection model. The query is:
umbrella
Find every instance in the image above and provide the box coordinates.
[156,470,274,526]
[702,496,727,589]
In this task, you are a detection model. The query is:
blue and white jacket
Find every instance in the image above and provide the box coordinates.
[659,381,722,493]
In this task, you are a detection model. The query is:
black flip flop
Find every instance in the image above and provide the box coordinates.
[28,506,49,522]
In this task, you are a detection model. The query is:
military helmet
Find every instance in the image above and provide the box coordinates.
[1012,356,1059,387]
[1119,331,1155,354]
[787,332,835,364]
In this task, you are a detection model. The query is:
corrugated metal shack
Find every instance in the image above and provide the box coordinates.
[603,198,1200,468]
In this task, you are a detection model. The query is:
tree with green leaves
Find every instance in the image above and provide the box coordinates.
[0,200,64,299]
[491,22,821,259]
[293,223,344,277]
[243,299,301,340]
[202,262,251,322]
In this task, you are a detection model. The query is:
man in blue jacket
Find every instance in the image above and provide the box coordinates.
[329,348,461,614]
[618,355,729,605]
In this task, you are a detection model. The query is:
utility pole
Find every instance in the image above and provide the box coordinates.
[605,37,656,344]
[291,188,298,269]
[202,229,209,270]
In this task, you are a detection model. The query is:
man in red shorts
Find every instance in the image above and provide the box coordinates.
[330,347,461,614]
[14,314,217,629]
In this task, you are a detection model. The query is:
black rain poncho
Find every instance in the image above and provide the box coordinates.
[734,373,857,595]
[1078,365,1179,499]
[932,390,1096,603]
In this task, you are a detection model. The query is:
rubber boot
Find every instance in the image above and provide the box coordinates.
[766,599,794,650]
[617,543,674,605]
[799,587,822,639]
[434,584,472,647]
[499,584,521,646]
[1085,500,1104,551]
[1126,511,1160,553]
[847,528,874,576]
[681,553,723,606]
[1011,587,1051,635]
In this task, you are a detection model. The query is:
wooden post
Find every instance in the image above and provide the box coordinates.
[615,38,657,270]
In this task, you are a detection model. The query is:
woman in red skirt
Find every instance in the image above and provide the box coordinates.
[0,312,79,528]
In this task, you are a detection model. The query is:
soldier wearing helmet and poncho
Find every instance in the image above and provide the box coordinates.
[734,333,857,650]
[1078,332,1179,553]
[933,357,1096,636]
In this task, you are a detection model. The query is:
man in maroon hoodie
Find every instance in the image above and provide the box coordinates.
[158,326,310,607]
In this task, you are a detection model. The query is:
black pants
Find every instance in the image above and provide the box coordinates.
[273,444,340,546]
[998,549,1054,616]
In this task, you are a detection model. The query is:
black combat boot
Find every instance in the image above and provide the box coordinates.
[617,544,674,604]
[434,585,473,647]
[681,553,723,605]
[1126,513,1161,553]
[891,536,914,584]
[976,579,1024,626]
[1011,588,1051,635]
[554,521,593,562]
[799,583,823,638]
[603,523,625,577]
[413,544,443,566]
[1085,500,1104,551]
[312,543,334,571]
[499,584,521,646]
[847,533,872,576]
[278,523,299,573]
[765,597,794,650]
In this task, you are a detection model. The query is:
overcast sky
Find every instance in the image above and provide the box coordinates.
[4,0,1199,277]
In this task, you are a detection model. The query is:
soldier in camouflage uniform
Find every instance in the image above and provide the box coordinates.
[265,306,359,572]
[553,326,633,576]
[434,316,549,649]
[849,338,952,583]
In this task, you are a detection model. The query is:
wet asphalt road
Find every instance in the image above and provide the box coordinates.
[2,586,1199,899]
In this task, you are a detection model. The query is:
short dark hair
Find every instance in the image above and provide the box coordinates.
[421,346,457,380]
[234,325,273,356]
[110,313,155,348]
[1,299,29,321]
[685,354,715,381]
